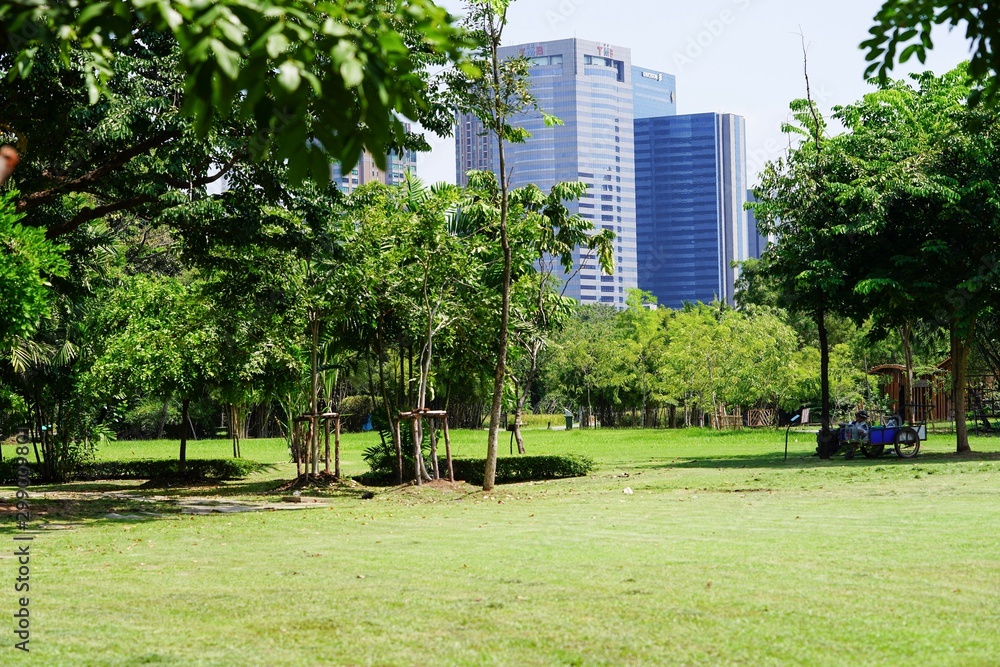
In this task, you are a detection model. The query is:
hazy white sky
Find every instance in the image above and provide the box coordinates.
[417,0,973,186]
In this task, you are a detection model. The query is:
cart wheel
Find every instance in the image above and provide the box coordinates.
[860,444,885,459]
[894,427,920,458]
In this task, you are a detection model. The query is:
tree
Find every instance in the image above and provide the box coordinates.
[849,70,1000,452]
[84,275,219,474]
[757,66,1000,453]
[750,98,861,455]
[0,190,68,348]
[448,0,562,491]
[616,290,669,428]
[1,0,471,181]
[865,1,1000,105]
[506,181,614,450]
[715,307,799,417]
[543,306,631,425]
[395,174,482,483]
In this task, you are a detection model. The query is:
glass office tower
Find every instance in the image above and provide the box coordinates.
[632,66,677,119]
[745,190,770,260]
[634,112,749,308]
[456,39,665,307]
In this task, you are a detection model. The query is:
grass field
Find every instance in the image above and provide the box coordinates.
[2,427,999,666]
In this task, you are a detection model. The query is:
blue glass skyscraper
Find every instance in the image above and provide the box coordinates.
[634,113,749,308]
[746,190,770,260]
[632,66,677,119]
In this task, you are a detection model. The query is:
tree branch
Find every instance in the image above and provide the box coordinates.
[162,151,244,190]
[18,130,181,212]
[46,194,160,239]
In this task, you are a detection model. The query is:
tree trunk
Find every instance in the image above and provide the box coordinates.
[952,320,975,453]
[901,321,915,422]
[408,344,414,408]
[293,421,302,478]
[816,299,839,458]
[179,398,189,474]
[394,418,403,485]
[156,396,170,439]
[482,8,514,492]
[310,314,320,478]
[513,410,525,454]
[375,324,403,484]
[230,404,238,458]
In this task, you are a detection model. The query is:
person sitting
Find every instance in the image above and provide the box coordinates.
[844,410,870,460]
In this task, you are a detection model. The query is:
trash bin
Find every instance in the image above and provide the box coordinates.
[564,409,573,431]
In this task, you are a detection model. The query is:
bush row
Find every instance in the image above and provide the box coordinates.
[0,458,269,484]
[448,454,595,486]
[356,454,596,487]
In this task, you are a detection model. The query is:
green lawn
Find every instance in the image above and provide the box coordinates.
[3,427,999,666]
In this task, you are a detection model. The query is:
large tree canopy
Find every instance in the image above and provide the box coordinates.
[864,2,997,103]
[1,0,472,182]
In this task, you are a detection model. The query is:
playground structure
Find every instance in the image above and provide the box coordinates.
[868,363,950,424]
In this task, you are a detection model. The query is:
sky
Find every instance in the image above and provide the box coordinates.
[416,0,974,186]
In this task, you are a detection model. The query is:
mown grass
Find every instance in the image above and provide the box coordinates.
[2,427,999,666]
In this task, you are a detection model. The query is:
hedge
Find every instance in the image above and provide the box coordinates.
[354,455,595,487]
[0,458,269,484]
[447,454,595,485]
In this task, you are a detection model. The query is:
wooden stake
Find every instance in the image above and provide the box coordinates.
[324,417,331,475]
[411,417,422,486]
[443,416,454,483]
[429,418,440,480]
[394,419,403,485]
[334,415,341,479]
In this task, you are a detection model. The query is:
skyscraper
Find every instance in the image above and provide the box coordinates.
[632,66,677,119]
[457,39,662,307]
[455,38,748,310]
[331,126,418,194]
[746,190,770,260]
[634,112,749,308]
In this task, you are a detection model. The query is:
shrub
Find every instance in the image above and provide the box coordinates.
[0,458,269,484]
[447,454,595,485]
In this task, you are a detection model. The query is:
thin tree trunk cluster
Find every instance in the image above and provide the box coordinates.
[394,411,454,485]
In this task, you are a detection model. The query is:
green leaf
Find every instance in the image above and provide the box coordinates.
[278,61,301,92]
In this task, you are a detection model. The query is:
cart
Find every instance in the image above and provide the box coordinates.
[838,415,925,459]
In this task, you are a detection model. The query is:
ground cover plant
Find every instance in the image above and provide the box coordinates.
[1,427,998,666]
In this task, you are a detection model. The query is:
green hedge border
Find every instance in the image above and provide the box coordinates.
[356,454,595,486]
[0,458,269,484]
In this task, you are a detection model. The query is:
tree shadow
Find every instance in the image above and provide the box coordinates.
[628,448,1000,471]
[0,473,386,529]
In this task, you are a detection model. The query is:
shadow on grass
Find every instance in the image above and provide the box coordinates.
[0,473,387,529]
[625,449,1000,471]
